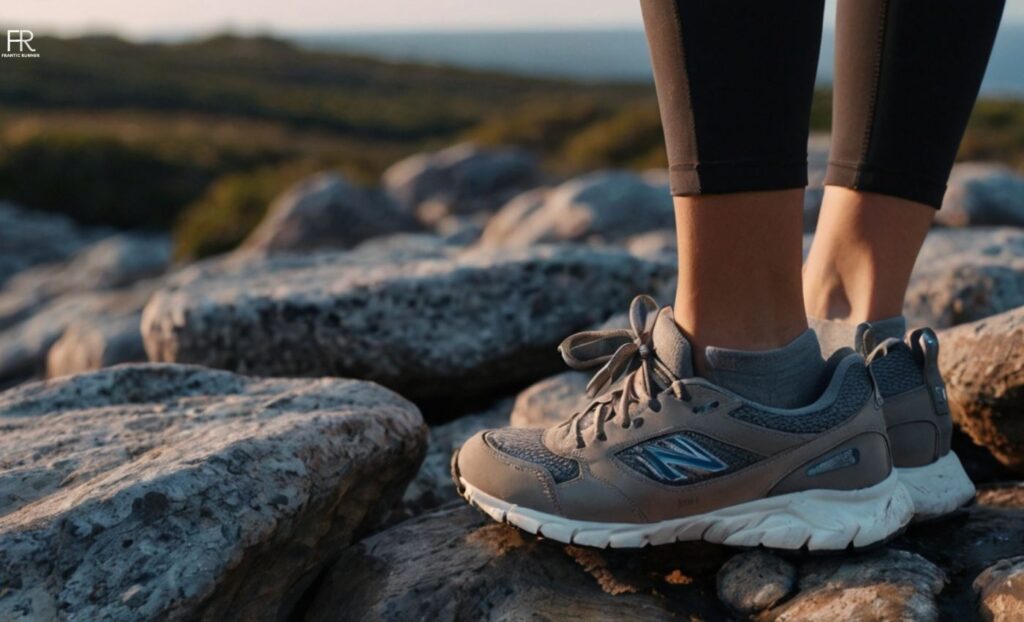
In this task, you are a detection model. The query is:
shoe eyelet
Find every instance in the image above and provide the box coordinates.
[597,432,607,442]
[648,399,661,413]
[632,417,644,429]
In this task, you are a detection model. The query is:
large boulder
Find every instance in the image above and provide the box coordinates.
[0,281,158,386]
[306,503,727,621]
[0,233,171,330]
[141,245,673,402]
[0,364,426,622]
[940,307,1024,473]
[939,163,1024,228]
[479,171,673,248]
[235,173,419,258]
[904,227,1024,329]
[0,202,106,287]
[383,143,542,225]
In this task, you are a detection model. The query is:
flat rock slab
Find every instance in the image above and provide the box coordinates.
[0,364,426,622]
[940,307,1024,472]
[307,503,730,621]
[142,245,673,402]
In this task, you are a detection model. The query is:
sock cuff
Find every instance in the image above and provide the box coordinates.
[704,329,822,375]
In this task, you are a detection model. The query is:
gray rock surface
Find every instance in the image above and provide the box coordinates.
[940,306,1024,472]
[905,228,1024,329]
[766,550,946,622]
[306,502,1024,621]
[939,163,1024,228]
[0,202,106,287]
[510,370,589,428]
[400,399,512,517]
[45,313,147,378]
[975,556,1024,621]
[716,550,797,615]
[0,233,171,331]
[479,171,673,247]
[0,281,158,385]
[141,245,673,402]
[235,173,419,258]
[306,503,727,622]
[383,143,542,225]
[0,364,426,622]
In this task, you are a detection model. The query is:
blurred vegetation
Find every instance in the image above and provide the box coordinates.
[0,34,1021,259]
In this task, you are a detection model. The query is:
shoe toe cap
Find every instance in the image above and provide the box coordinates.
[455,430,560,514]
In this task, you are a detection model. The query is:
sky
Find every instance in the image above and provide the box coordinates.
[6,1,1022,37]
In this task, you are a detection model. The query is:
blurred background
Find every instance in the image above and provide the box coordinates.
[1,0,1022,260]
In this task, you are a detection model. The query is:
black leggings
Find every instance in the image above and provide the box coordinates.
[640,0,1005,208]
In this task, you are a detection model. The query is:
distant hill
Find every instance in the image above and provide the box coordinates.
[0,33,1020,259]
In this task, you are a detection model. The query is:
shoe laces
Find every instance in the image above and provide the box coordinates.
[557,295,690,448]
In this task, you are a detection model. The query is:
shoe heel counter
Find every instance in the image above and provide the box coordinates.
[909,327,953,457]
[770,430,892,496]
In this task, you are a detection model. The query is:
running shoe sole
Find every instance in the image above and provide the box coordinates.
[897,451,976,522]
[452,449,914,551]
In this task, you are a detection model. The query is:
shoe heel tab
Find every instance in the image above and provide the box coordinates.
[909,327,950,416]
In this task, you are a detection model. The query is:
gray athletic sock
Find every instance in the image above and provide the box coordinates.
[809,315,906,357]
[703,330,827,409]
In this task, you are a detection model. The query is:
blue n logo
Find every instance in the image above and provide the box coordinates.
[641,436,727,482]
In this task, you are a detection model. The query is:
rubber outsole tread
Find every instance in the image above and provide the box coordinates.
[452,448,914,553]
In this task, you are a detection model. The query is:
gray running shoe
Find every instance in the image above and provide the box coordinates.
[452,295,913,550]
[856,324,976,521]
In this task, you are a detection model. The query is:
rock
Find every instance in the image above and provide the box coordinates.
[479,171,673,248]
[627,230,678,263]
[765,550,946,622]
[978,483,1024,509]
[383,143,542,225]
[0,364,426,622]
[235,173,419,258]
[306,503,730,621]
[717,550,796,615]
[0,202,106,287]
[0,233,171,330]
[939,307,1024,472]
[142,245,673,402]
[903,227,1024,329]
[401,399,512,517]
[478,187,548,247]
[0,281,158,385]
[975,556,1024,621]
[939,163,1024,228]
[45,313,147,378]
[510,370,589,428]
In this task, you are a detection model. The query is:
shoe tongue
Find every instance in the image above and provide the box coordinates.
[651,306,695,381]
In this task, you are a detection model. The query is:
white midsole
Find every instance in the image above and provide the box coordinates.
[897,451,976,521]
[459,470,914,551]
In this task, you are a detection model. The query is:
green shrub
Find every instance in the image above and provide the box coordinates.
[562,101,667,170]
[0,133,213,229]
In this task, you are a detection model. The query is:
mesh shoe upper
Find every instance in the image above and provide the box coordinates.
[485,428,580,483]
[868,342,926,398]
